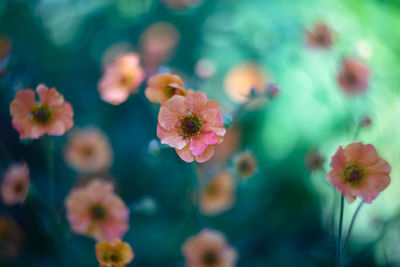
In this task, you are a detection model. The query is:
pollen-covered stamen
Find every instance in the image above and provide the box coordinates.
[180,114,203,138]
[104,250,122,263]
[164,84,178,98]
[90,204,107,221]
[344,165,364,185]
[30,105,52,124]
[202,250,219,265]
[120,74,134,87]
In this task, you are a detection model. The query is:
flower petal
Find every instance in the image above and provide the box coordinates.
[184,91,208,113]
[176,145,194,162]
[157,124,187,149]
[195,145,216,163]
[189,132,218,156]
[158,95,186,129]
[37,85,65,107]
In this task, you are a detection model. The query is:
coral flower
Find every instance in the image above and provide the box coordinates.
[182,229,238,267]
[326,142,391,203]
[234,151,257,179]
[1,162,30,205]
[65,179,129,241]
[306,21,333,49]
[145,73,188,104]
[201,172,236,216]
[305,148,325,173]
[0,216,25,260]
[64,126,113,174]
[98,53,144,105]
[157,91,226,163]
[337,58,369,94]
[9,84,74,139]
[96,239,134,267]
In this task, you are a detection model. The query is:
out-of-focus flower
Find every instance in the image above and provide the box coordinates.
[145,73,188,104]
[305,148,325,173]
[360,116,372,127]
[0,35,12,76]
[140,22,180,73]
[266,83,280,98]
[157,92,226,163]
[201,171,236,215]
[1,162,30,205]
[326,142,391,203]
[224,62,267,103]
[234,151,257,179]
[98,53,144,105]
[306,22,333,49]
[10,84,74,139]
[96,238,134,267]
[337,58,369,95]
[163,0,205,11]
[0,216,25,260]
[195,59,217,79]
[182,229,238,267]
[64,126,113,174]
[65,179,129,241]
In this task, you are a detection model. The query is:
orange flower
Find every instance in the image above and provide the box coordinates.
[234,151,257,179]
[9,84,74,139]
[0,216,25,260]
[326,142,391,203]
[337,58,369,94]
[64,126,113,174]
[1,162,30,205]
[65,179,129,241]
[157,91,226,163]
[182,229,238,267]
[98,53,144,105]
[306,21,333,49]
[201,171,236,216]
[96,239,134,267]
[145,73,188,104]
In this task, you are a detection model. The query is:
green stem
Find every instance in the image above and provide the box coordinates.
[0,137,12,164]
[343,201,364,253]
[337,195,344,265]
[44,135,55,213]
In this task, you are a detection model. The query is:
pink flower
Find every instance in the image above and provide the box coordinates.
[1,162,30,205]
[337,58,369,94]
[145,73,188,104]
[98,53,144,105]
[163,0,205,11]
[9,84,74,139]
[326,142,391,203]
[306,22,333,49]
[157,91,226,163]
[65,179,129,241]
[64,126,113,174]
[182,229,238,267]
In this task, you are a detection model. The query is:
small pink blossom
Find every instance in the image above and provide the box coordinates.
[1,162,30,205]
[145,73,188,104]
[157,91,226,163]
[306,22,333,49]
[326,142,391,203]
[337,58,369,94]
[98,53,144,105]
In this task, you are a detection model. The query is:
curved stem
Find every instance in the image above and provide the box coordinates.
[343,201,364,252]
[44,135,55,213]
[337,195,344,265]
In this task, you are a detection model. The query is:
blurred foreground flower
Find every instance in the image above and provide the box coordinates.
[306,21,333,49]
[1,162,30,205]
[98,53,144,105]
[10,84,74,139]
[182,229,237,267]
[337,58,369,95]
[234,151,257,180]
[326,142,391,203]
[0,35,12,76]
[157,92,226,163]
[145,73,188,104]
[0,216,25,261]
[201,171,236,216]
[163,0,205,11]
[305,148,325,173]
[66,179,129,241]
[64,126,113,174]
[96,239,134,267]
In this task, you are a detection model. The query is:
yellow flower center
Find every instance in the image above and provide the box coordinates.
[90,204,106,221]
[104,250,122,263]
[164,85,177,98]
[202,250,219,265]
[344,165,364,185]
[180,114,203,138]
[30,105,52,124]
[120,74,134,88]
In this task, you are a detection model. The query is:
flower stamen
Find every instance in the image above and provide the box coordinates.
[180,114,203,138]
[30,104,52,124]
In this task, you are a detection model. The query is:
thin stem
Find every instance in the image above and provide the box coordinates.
[0,137,12,164]
[337,195,344,265]
[329,187,338,236]
[44,135,55,213]
[343,201,364,252]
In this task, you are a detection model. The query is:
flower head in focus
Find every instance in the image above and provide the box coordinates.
[96,238,134,267]
[0,216,25,260]
[1,162,30,205]
[10,84,74,139]
[65,179,129,241]
[98,53,144,105]
[337,58,369,95]
[306,21,333,49]
[182,229,238,267]
[157,91,226,163]
[145,73,188,104]
[326,142,391,203]
[64,126,113,174]
[234,151,257,179]
[201,171,236,216]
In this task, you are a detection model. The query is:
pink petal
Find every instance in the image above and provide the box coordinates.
[176,145,194,162]
[195,146,216,163]
[158,95,186,129]
[37,85,65,107]
[201,108,224,126]
[330,146,346,171]
[184,91,208,113]
[189,132,218,156]
[157,124,187,149]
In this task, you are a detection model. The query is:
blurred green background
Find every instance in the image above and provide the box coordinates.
[1,0,400,266]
